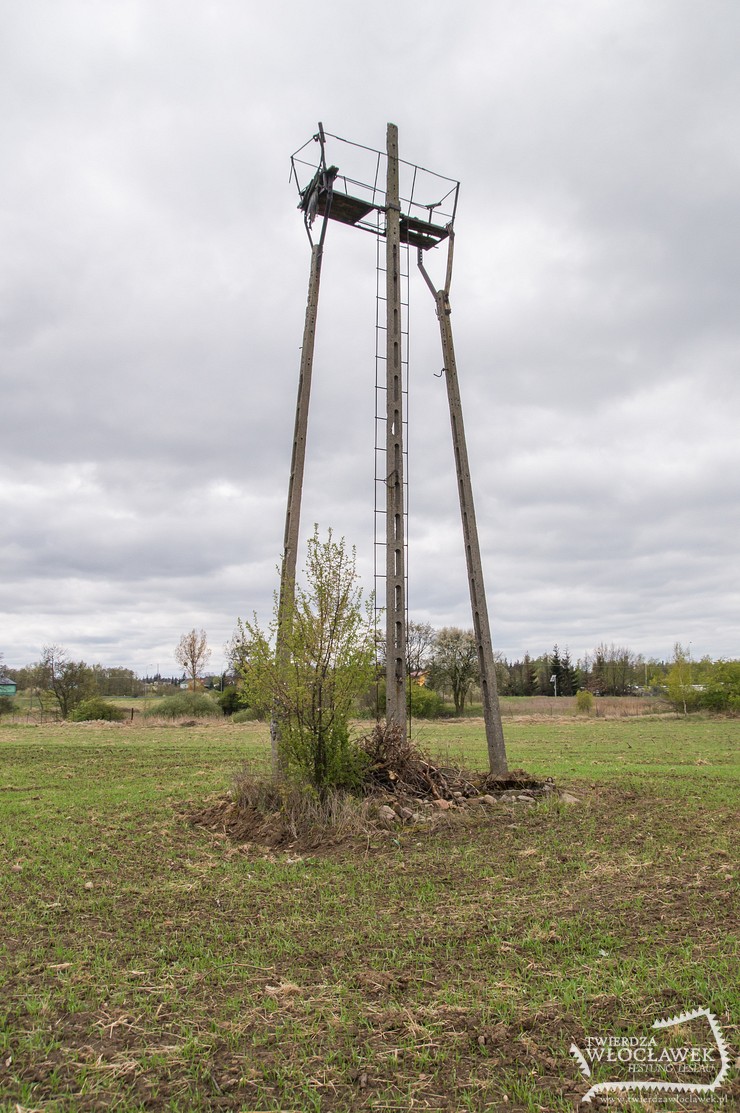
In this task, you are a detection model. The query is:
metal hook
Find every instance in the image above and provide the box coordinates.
[434,368,445,378]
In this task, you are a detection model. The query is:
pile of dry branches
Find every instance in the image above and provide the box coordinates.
[359,723,545,801]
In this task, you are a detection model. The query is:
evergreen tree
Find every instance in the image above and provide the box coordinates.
[509,653,537,696]
[522,652,537,696]
[560,647,579,695]
[534,654,551,695]
[549,644,563,696]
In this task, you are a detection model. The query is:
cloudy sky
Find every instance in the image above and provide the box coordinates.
[2,0,739,675]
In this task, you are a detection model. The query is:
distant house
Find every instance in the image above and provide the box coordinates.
[0,677,17,697]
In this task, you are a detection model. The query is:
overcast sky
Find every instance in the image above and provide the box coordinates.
[2,0,739,675]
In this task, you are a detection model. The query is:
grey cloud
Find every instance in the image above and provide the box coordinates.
[2,0,739,671]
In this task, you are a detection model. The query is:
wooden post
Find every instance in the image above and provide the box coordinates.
[384,123,407,740]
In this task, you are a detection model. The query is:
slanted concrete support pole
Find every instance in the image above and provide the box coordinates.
[272,241,323,773]
[418,239,508,776]
[384,123,407,739]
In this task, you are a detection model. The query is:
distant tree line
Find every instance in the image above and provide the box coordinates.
[3,634,739,722]
[3,645,187,719]
[401,628,740,716]
[404,628,646,706]
[1,628,246,721]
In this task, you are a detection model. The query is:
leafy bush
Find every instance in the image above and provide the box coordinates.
[281,717,369,792]
[70,698,126,722]
[0,696,16,717]
[236,527,376,794]
[409,684,444,719]
[576,689,595,714]
[231,708,262,723]
[698,684,728,712]
[217,685,250,716]
[143,692,222,719]
[697,661,740,713]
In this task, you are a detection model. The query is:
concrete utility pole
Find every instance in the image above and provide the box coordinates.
[418,236,508,777]
[271,241,324,771]
[281,244,323,598]
[272,129,336,773]
[384,123,408,740]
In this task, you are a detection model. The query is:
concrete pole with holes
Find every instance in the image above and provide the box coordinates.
[384,124,407,739]
[271,241,323,772]
[419,237,508,776]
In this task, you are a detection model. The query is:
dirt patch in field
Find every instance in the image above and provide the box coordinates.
[188,723,558,849]
[187,768,557,851]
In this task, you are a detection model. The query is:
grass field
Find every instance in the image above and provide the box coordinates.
[1,716,738,1111]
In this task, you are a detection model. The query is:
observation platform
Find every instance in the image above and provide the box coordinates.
[291,126,459,250]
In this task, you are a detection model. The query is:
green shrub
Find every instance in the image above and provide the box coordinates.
[697,661,740,713]
[231,708,262,723]
[237,527,376,795]
[698,684,729,712]
[143,692,222,719]
[282,718,370,793]
[409,684,444,719]
[70,698,126,722]
[0,696,16,717]
[576,689,595,714]
[217,685,250,716]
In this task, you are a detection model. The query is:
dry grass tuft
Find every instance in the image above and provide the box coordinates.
[191,765,379,847]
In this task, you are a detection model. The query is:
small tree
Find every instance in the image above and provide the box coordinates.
[494,650,511,695]
[428,628,479,716]
[235,527,376,794]
[666,642,699,715]
[406,620,435,678]
[39,645,96,719]
[549,644,563,696]
[175,629,211,690]
[217,685,250,716]
[560,647,579,695]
